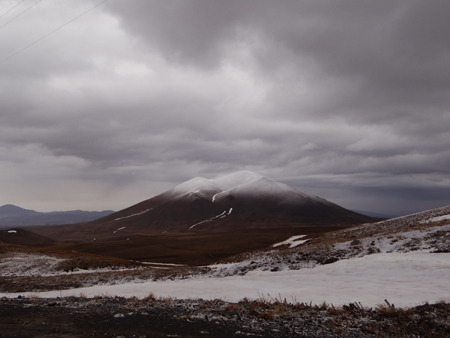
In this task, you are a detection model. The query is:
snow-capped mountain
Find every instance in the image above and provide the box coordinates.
[169,171,326,205]
[33,171,374,242]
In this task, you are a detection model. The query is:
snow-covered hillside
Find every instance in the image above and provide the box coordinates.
[209,204,450,276]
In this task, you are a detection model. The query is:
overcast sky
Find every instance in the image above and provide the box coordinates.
[1,0,449,216]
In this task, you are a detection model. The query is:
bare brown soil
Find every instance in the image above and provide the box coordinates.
[9,226,344,266]
[59,227,330,265]
[0,297,448,337]
[0,228,55,246]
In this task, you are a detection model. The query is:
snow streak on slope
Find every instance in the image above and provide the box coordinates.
[113,226,126,234]
[114,208,152,221]
[189,208,233,229]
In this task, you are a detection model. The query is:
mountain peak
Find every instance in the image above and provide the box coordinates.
[171,177,219,196]
[170,171,266,197]
[212,170,265,191]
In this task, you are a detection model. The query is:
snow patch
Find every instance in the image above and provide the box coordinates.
[7,230,17,234]
[421,214,450,224]
[273,235,309,248]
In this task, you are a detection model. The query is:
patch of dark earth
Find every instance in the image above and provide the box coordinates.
[0,297,448,337]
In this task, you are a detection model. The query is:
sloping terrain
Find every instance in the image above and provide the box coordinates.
[0,228,55,246]
[209,204,450,275]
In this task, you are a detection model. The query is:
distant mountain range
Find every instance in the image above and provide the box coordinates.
[0,204,114,228]
[32,171,375,242]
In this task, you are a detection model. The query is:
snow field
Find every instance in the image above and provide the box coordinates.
[2,252,449,308]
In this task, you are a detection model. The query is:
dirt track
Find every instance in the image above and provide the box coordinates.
[1,297,449,337]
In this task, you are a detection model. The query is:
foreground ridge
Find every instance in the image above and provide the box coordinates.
[0,297,448,337]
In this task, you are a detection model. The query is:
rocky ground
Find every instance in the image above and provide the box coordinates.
[0,296,449,337]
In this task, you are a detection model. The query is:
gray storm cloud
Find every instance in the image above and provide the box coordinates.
[0,0,449,215]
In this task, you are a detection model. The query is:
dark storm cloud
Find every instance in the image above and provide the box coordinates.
[0,0,448,214]
[106,0,450,146]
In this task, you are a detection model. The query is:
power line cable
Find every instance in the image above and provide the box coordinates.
[0,0,41,31]
[0,0,28,20]
[0,0,109,64]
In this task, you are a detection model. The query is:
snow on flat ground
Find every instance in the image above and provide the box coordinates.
[0,253,137,277]
[2,252,449,308]
[0,253,65,277]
